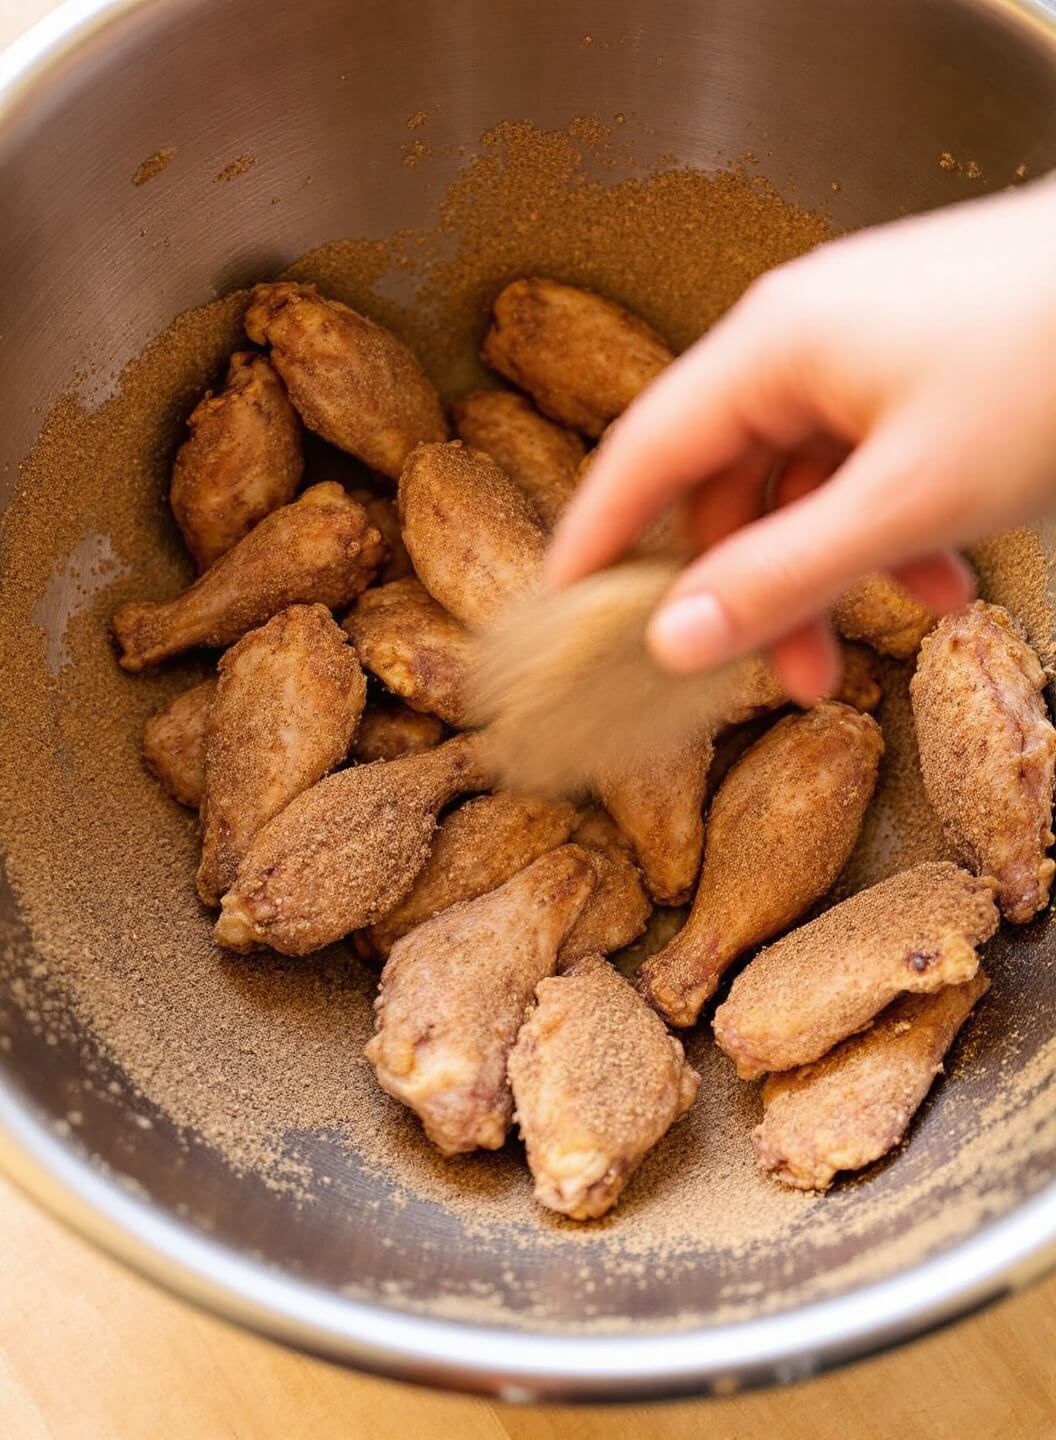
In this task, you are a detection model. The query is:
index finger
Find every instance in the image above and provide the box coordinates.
[544,289,815,588]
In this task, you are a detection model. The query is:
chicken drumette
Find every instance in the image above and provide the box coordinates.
[366,792,579,958]
[559,808,652,963]
[344,577,473,727]
[113,483,383,670]
[639,703,883,1027]
[482,278,673,437]
[215,731,491,955]
[452,389,586,528]
[142,678,216,809]
[398,442,547,629]
[594,732,713,908]
[831,573,934,659]
[351,704,446,765]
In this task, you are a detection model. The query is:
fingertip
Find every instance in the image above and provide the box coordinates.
[647,592,736,674]
[767,618,841,707]
[890,550,976,613]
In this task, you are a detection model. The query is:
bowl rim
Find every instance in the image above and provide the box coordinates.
[3,0,1056,1403]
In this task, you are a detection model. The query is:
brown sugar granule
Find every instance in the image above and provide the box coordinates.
[214,154,256,184]
[132,146,176,187]
[401,141,430,170]
[286,119,831,401]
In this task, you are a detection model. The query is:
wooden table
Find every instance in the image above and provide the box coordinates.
[1,1170,1054,1438]
[3,0,1056,1434]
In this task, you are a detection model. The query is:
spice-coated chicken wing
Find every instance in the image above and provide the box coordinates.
[142,678,216,809]
[398,442,547,629]
[713,862,999,1079]
[831,574,934,659]
[753,970,989,1190]
[196,605,366,906]
[911,600,1056,924]
[347,488,414,584]
[351,703,446,765]
[113,483,383,671]
[214,731,491,955]
[482,278,673,437]
[366,792,578,957]
[170,351,303,572]
[509,954,700,1219]
[559,808,652,963]
[594,732,714,907]
[452,389,586,528]
[365,846,597,1156]
[639,704,883,1028]
[832,642,883,713]
[243,281,447,479]
[344,577,473,727]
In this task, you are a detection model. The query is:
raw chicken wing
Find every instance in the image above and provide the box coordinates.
[347,488,414,584]
[595,732,714,906]
[244,281,447,479]
[398,442,547,629]
[344,577,472,726]
[215,732,491,955]
[365,846,596,1155]
[197,605,366,906]
[713,862,999,1078]
[831,574,934,659]
[911,600,1056,923]
[352,704,445,765]
[452,389,586,528]
[142,678,216,808]
[640,704,883,1027]
[509,954,700,1218]
[559,808,652,962]
[113,483,383,670]
[482,278,673,437]
[753,971,989,1190]
[170,351,302,571]
[367,792,578,957]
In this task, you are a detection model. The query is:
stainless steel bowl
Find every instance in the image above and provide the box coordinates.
[3,0,1056,1403]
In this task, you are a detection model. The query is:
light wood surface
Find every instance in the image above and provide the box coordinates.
[1,1170,1056,1438]
[2,1,1056,1435]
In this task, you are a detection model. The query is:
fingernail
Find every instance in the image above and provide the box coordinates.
[648,593,734,673]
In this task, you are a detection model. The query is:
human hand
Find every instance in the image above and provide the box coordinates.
[546,175,1056,703]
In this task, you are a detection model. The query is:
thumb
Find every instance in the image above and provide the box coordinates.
[647,413,968,672]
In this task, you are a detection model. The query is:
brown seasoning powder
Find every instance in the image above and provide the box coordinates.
[1,119,1055,1327]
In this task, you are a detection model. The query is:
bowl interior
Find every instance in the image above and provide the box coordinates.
[2,0,1056,1393]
